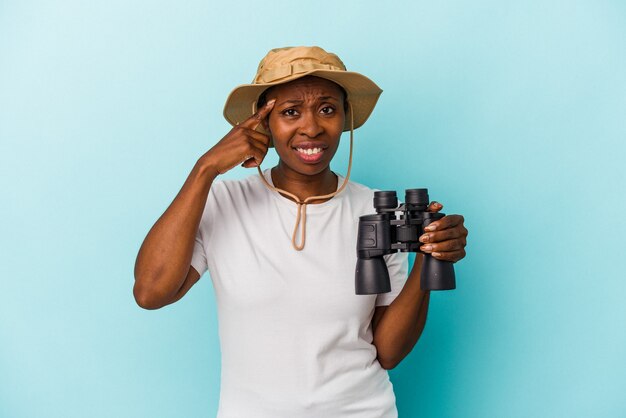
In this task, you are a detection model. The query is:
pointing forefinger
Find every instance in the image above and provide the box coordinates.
[239,99,275,129]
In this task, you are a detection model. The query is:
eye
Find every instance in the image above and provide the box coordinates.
[281,108,299,117]
[320,106,335,115]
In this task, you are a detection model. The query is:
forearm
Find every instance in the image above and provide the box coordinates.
[373,254,431,369]
[133,156,218,307]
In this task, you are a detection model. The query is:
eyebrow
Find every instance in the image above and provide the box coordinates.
[277,96,340,107]
[278,99,304,106]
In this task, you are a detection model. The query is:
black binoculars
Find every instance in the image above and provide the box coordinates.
[355,189,456,294]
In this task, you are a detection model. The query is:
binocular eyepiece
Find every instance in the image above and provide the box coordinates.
[355,189,456,294]
[373,189,430,210]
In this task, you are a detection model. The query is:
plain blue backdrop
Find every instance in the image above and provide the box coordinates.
[1,1,625,417]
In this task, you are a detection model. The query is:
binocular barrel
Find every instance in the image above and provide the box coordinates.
[373,189,430,212]
[355,189,456,294]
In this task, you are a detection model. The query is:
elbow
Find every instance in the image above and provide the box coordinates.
[373,337,402,370]
[377,354,400,370]
[133,262,178,310]
[133,282,167,310]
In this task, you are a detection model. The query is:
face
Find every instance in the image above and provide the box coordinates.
[262,76,346,177]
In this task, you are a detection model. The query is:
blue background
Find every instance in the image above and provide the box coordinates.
[1,1,625,417]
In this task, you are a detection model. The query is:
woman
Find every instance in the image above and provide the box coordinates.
[134,46,468,417]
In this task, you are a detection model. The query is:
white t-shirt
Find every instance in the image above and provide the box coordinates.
[191,168,409,418]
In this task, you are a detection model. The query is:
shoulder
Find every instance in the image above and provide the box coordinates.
[344,174,383,198]
[211,172,266,195]
[345,177,378,197]
[208,172,269,209]
[341,176,379,214]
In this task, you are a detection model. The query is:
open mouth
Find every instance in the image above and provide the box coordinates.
[292,143,327,164]
[295,147,323,155]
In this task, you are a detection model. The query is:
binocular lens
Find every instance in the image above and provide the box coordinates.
[373,191,398,210]
[405,189,429,206]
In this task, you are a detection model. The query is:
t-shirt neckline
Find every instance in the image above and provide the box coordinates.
[260,168,346,212]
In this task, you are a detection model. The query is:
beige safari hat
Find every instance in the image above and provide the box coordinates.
[223,46,383,136]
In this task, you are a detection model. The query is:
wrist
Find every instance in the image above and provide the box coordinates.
[191,156,220,191]
[196,155,220,179]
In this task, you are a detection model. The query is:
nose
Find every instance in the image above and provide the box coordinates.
[297,111,323,138]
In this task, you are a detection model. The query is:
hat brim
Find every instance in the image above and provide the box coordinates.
[223,70,382,137]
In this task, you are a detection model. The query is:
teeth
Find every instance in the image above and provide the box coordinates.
[296,147,322,155]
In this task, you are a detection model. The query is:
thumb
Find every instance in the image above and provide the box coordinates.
[427,201,443,212]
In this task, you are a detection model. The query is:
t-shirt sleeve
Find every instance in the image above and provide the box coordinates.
[190,226,208,277]
[375,251,409,307]
[189,184,219,278]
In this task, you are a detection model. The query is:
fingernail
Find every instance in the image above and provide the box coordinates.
[419,235,429,243]
[432,252,441,257]
[267,99,276,106]
[422,245,433,251]
[425,225,436,231]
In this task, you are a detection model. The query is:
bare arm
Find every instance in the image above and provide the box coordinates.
[133,100,275,310]
[133,158,218,310]
[372,254,431,370]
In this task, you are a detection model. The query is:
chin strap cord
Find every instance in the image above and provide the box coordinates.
[256,102,355,251]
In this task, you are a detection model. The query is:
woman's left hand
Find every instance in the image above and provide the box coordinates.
[418,202,468,263]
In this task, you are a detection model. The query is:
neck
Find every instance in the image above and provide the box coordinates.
[271,162,338,203]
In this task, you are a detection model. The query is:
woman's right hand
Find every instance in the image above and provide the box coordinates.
[201,99,275,176]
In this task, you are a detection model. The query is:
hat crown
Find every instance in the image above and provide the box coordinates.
[253,46,347,84]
